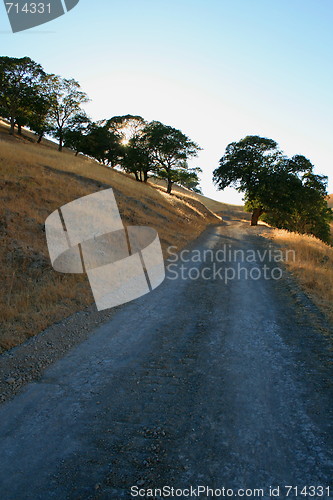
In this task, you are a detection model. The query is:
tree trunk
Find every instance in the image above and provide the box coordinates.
[17,123,22,135]
[58,134,63,152]
[75,150,79,156]
[143,170,148,183]
[167,178,173,194]
[134,171,140,182]
[9,116,15,135]
[37,133,43,144]
[251,207,263,226]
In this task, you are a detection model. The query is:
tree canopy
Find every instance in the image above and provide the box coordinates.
[0,56,45,135]
[143,121,201,193]
[46,76,89,151]
[0,56,203,195]
[213,135,332,242]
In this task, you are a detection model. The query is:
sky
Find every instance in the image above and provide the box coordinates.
[1,0,332,203]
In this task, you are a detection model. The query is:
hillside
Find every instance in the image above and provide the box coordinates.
[328,194,333,208]
[326,195,333,240]
[0,122,224,352]
[150,177,247,219]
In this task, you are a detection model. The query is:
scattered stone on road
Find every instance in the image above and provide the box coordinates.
[0,219,332,500]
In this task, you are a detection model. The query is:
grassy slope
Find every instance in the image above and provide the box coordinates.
[149,177,245,217]
[263,228,333,323]
[0,122,223,352]
[327,195,333,237]
[1,121,331,351]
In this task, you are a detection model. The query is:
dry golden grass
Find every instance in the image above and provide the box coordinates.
[151,176,244,216]
[0,122,220,352]
[265,228,333,321]
[326,195,333,240]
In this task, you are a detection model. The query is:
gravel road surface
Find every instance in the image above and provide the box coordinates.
[0,218,332,499]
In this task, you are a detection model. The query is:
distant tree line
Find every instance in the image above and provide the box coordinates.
[2,57,330,240]
[0,56,202,194]
[213,136,333,243]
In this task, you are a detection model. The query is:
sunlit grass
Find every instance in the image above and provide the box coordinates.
[266,228,333,321]
[0,121,220,352]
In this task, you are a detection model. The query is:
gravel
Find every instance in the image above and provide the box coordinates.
[0,304,120,404]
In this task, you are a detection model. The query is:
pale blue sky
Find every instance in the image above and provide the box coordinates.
[1,0,332,203]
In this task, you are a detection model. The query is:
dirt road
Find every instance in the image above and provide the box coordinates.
[0,217,332,499]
